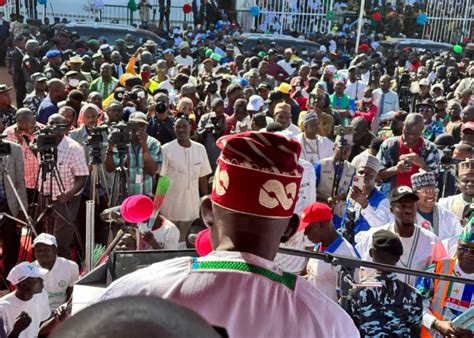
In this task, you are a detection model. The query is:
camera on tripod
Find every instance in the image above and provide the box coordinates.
[36,124,67,153]
[108,122,131,154]
[440,145,455,166]
[0,135,11,156]
[203,75,222,94]
[86,125,109,160]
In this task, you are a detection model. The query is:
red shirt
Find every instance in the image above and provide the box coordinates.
[395,137,423,187]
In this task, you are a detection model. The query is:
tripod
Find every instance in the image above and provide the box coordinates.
[110,147,128,207]
[31,150,85,255]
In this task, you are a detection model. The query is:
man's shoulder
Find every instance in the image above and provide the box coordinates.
[191,140,207,151]
[56,256,79,270]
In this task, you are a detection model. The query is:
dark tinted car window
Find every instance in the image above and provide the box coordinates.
[241,38,319,56]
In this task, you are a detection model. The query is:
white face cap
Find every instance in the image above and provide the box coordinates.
[246,95,264,112]
[6,262,48,285]
[32,233,58,248]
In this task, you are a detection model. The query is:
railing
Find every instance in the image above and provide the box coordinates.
[3,0,473,43]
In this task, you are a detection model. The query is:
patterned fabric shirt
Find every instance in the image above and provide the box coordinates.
[89,77,118,99]
[23,91,45,116]
[40,136,89,200]
[4,125,39,189]
[377,136,440,188]
[113,136,162,197]
[347,272,423,337]
[0,106,17,130]
[423,120,445,142]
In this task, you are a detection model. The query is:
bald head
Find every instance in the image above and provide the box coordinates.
[403,113,424,147]
[47,79,66,102]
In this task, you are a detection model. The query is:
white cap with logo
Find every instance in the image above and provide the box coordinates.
[246,95,264,112]
[32,233,58,248]
[6,262,48,285]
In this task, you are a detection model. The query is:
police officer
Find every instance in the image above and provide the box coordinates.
[23,72,47,115]
[44,49,64,80]
[21,39,43,93]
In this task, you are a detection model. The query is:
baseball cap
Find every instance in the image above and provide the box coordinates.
[371,229,403,256]
[462,121,474,132]
[435,96,447,103]
[6,262,48,285]
[265,90,284,104]
[33,233,58,247]
[299,202,333,231]
[128,112,149,125]
[275,82,291,95]
[388,186,419,204]
[31,72,47,82]
[246,95,264,111]
[419,78,430,87]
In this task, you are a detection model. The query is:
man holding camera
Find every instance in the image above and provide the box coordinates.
[42,114,89,258]
[147,93,175,145]
[378,113,439,190]
[105,112,162,197]
[197,98,227,172]
[3,108,41,203]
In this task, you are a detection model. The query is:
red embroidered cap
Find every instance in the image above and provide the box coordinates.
[211,132,303,218]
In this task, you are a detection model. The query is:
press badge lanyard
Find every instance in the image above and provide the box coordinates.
[131,144,144,189]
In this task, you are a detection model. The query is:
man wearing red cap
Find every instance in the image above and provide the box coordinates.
[99,132,358,337]
[302,202,359,302]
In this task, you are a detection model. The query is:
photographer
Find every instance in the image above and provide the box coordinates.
[3,108,42,202]
[197,98,227,172]
[104,101,124,126]
[42,114,89,259]
[147,93,175,145]
[105,112,162,197]
[69,104,110,246]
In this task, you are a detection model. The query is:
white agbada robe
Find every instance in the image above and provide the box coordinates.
[297,133,334,165]
[306,236,360,302]
[356,223,445,286]
[274,159,316,273]
[98,251,360,338]
[438,194,469,221]
[416,205,463,241]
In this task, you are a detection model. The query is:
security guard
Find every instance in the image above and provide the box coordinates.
[44,49,64,80]
[21,39,43,93]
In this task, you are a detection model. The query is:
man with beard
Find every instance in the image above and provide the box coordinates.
[410,171,462,240]
[31,233,79,312]
[356,185,444,286]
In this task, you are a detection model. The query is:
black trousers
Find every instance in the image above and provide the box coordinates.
[0,202,20,279]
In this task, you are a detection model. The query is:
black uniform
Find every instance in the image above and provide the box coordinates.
[21,54,43,92]
[44,63,64,80]
[9,47,27,105]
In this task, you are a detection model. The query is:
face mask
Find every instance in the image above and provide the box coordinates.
[295,86,302,92]
[362,97,372,103]
[141,71,151,81]
[69,79,79,87]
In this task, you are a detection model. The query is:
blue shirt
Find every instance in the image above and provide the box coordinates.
[37,95,58,124]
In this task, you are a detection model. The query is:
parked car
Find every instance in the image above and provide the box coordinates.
[379,38,453,54]
[237,33,320,57]
[62,22,167,48]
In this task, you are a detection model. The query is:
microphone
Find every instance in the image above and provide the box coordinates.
[100,195,154,223]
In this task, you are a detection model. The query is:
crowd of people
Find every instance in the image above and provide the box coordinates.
[0,9,472,338]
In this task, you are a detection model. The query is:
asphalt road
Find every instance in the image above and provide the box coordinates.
[0,66,16,105]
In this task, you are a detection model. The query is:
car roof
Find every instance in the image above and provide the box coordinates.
[239,33,311,43]
[380,38,452,48]
[65,21,137,31]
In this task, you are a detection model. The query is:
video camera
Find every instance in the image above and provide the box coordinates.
[85,125,109,160]
[36,124,68,153]
[108,122,131,154]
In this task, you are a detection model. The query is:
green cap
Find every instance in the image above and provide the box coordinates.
[258,51,267,58]
[92,52,103,59]
[88,39,99,46]
[210,52,221,62]
[115,38,125,45]
[205,49,213,58]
